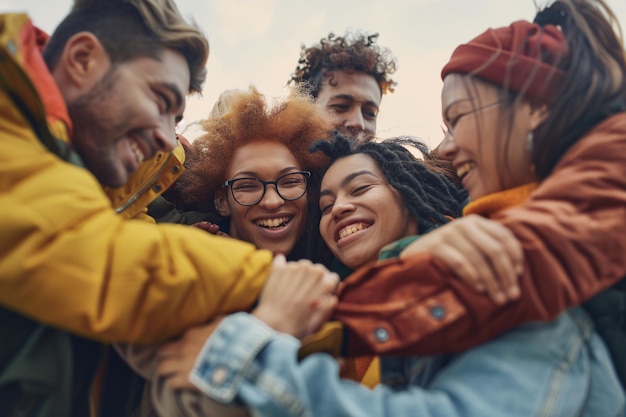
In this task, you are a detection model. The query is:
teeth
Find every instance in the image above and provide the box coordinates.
[338,223,369,240]
[256,217,290,228]
[457,162,475,178]
[130,140,145,163]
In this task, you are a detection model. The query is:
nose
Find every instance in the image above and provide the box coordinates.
[342,109,366,133]
[257,184,285,210]
[330,196,355,219]
[435,132,457,160]
[154,116,178,152]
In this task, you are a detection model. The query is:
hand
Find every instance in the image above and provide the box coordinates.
[192,221,229,237]
[399,215,523,305]
[253,255,339,339]
[156,317,224,390]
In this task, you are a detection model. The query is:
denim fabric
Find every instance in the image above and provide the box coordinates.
[192,309,625,417]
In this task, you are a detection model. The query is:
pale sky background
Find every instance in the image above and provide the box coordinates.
[10,0,626,147]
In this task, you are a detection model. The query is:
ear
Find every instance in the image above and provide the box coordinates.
[58,32,110,92]
[214,190,231,217]
[528,103,550,131]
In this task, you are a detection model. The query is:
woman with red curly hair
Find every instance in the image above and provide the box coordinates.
[178,86,334,259]
[116,86,334,417]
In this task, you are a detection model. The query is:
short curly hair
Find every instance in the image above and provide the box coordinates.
[178,86,334,211]
[288,31,397,98]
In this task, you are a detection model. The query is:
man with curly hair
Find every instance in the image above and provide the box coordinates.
[288,31,397,141]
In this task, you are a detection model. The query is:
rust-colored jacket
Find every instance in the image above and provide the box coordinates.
[332,113,626,356]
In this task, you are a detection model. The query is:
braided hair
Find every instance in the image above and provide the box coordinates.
[383,136,463,187]
[311,132,466,235]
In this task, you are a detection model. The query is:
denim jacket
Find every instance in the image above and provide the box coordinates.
[192,309,624,417]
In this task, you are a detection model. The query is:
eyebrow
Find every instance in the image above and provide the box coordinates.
[320,169,377,198]
[443,98,472,121]
[159,82,185,114]
[329,94,379,109]
[231,166,300,179]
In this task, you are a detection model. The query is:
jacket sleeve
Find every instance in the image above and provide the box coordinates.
[335,115,626,356]
[191,313,617,417]
[0,130,272,344]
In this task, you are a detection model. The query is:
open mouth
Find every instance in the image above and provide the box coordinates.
[456,162,475,179]
[129,139,145,164]
[337,222,371,241]
[255,216,292,229]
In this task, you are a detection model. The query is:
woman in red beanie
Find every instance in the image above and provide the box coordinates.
[432,0,626,383]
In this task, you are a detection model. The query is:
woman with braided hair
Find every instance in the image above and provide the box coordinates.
[311,133,465,273]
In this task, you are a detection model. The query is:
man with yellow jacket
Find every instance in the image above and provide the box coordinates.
[0,0,275,415]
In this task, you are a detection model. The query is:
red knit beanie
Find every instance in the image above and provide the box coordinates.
[441,20,569,103]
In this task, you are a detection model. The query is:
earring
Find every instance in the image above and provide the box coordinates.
[526,131,534,153]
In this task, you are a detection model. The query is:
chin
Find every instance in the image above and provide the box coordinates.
[341,251,376,270]
[88,161,128,188]
[266,243,296,257]
[337,255,360,271]
[97,171,127,188]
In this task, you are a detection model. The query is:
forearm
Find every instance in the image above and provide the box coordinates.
[337,120,626,356]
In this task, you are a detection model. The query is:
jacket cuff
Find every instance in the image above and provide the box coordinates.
[190,313,275,402]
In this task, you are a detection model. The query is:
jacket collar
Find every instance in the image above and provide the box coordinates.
[463,183,538,218]
[15,16,73,141]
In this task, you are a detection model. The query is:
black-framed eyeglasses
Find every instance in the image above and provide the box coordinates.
[443,99,505,138]
[223,171,311,206]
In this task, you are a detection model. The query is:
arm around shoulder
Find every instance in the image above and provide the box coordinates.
[0,136,272,343]
[335,115,626,356]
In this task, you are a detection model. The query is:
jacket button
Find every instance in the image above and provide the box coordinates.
[211,366,228,385]
[430,306,446,320]
[374,327,389,342]
[7,41,17,55]
[153,184,162,192]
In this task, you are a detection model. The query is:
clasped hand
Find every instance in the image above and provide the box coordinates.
[156,254,339,390]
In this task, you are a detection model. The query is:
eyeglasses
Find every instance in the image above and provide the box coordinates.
[443,99,505,138]
[224,171,311,206]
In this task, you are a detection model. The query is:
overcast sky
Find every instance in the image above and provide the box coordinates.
[10,0,626,147]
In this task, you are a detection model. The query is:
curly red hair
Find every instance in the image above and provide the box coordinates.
[178,86,334,210]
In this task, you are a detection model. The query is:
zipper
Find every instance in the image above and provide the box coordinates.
[114,152,174,214]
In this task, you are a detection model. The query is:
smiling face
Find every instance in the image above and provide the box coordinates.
[319,154,418,270]
[215,141,309,256]
[316,70,381,139]
[68,48,189,187]
[438,74,546,200]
